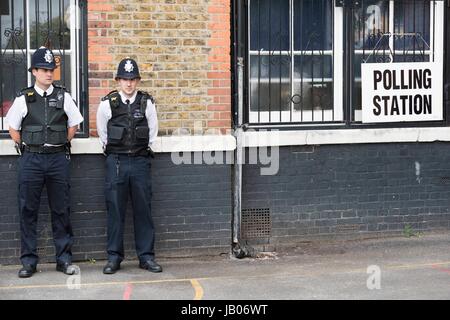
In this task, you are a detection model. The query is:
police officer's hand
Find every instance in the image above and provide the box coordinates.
[15,143,22,156]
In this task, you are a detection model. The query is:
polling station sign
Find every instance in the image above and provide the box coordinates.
[361,62,443,123]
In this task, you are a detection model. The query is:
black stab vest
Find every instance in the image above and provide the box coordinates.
[20,86,68,146]
[104,91,150,155]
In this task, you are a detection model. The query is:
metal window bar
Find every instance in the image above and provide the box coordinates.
[1,0,84,134]
[268,0,271,123]
[244,0,444,129]
[352,0,437,123]
[362,33,431,63]
[248,0,335,125]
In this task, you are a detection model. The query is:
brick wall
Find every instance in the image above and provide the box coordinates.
[242,143,450,246]
[87,0,231,137]
[3,142,450,264]
[0,154,232,265]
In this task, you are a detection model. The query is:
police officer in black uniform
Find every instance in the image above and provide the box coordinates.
[6,47,83,278]
[96,58,161,274]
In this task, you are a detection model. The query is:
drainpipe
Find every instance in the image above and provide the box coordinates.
[231,0,250,258]
[232,57,244,257]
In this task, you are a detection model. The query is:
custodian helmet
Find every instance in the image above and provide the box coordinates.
[115,58,141,80]
[28,46,56,72]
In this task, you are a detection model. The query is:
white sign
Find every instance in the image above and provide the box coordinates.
[361,62,443,123]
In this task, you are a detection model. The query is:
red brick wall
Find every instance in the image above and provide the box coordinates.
[87,0,231,137]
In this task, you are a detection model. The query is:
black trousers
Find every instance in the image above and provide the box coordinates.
[104,154,155,264]
[18,152,73,266]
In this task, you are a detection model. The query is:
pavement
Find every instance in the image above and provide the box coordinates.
[1,232,450,300]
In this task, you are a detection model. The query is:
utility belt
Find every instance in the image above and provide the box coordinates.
[107,149,153,158]
[24,145,66,154]
[105,146,154,158]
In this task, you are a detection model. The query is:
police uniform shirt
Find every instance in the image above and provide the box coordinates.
[6,84,84,146]
[96,91,158,148]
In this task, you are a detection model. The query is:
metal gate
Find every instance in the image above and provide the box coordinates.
[247,0,335,124]
[351,0,443,122]
[0,0,86,133]
[244,0,444,126]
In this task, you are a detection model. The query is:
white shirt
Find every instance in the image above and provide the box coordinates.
[5,84,84,130]
[96,91,158,148]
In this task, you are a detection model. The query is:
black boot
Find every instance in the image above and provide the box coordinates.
[103,261,121,274]
[18,264,37,278]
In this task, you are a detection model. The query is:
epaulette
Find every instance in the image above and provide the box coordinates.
[138,90,155,104]
[53,84,68,92]
[102,90,120,108]
[17,86,36,103]
[16,86,33,97]
[138,91,156,114]
[101,90,118,101]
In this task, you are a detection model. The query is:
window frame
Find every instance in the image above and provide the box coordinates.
[239,0,448,130]
[352,0,445,123]
[0,0,89,138]
[247,0,344,125]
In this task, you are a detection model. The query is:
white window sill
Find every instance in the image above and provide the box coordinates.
[242,127,450,147]
[0,127,449,155]
[0,135,237,155]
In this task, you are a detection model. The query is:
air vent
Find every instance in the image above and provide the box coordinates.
[437,177,450,185]
[241,208,271,239]
[37,247,47,256]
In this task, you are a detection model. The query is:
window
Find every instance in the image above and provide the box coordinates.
[353,0,444,122]
[0,0,87,135]
[248,0,342,123]
[245,0,445,126]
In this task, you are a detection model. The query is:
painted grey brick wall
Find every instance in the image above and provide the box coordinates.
[3,142,450,264]
[0,153,231,265]
[242,143,450,245]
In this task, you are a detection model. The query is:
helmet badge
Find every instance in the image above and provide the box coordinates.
[44,50,53,63]
[124,60,134,73]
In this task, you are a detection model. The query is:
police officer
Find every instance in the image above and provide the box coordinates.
[96,58,161,274]
[6,47,83,278]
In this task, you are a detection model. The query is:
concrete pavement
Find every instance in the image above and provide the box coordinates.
[1,232,450,300]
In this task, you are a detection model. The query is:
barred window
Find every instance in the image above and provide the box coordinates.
[0,0,87,134]
[249,0,340,123]
[246,0,445,126]
[353,0,443,122]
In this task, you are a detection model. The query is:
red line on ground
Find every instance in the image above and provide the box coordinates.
[431,265,450,276]
[123,283,133,300]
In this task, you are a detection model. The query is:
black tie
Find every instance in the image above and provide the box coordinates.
[126,99,130,105]
[43,92,47,97]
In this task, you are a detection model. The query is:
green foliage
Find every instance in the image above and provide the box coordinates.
[403,224,422,238]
